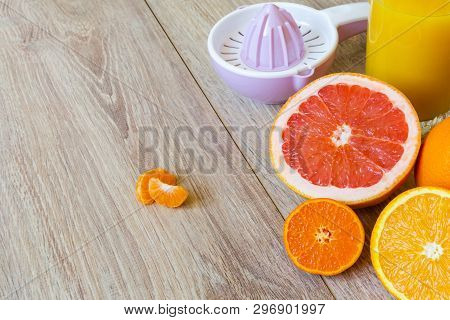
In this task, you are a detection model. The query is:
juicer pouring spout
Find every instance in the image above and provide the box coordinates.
[292,68,315,91]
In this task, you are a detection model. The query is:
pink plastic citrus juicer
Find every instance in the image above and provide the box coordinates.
[208,2,369,104]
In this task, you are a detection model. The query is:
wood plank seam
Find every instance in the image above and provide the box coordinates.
[0,0,331,297]
[141,0,394,299]
[141,0,339,300]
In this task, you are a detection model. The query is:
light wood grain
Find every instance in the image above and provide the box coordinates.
[0,0,335,299]
[144,0,408,299]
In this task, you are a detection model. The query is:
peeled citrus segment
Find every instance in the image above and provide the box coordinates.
[148,178,188,208]
[371,187,449,300]
[271,73,420,207]
[284,199,365,276]
[136,168,177,205]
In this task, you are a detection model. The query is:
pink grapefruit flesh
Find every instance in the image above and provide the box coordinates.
[270,73,420,207]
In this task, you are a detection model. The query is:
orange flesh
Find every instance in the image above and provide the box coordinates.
[136,175,153,204]
[284,199,364,275]
[376,192,449,299]
[282,84,408,188]
[136,169,177,205]
[148,178,188,208]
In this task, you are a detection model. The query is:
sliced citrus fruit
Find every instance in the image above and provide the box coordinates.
[136,168,177,205]
[148,178,188,208]
[270,73,421,207]
[284,199,365,276]
[371,187,449,300]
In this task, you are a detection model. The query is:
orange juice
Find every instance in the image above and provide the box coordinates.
[366,0,450,120]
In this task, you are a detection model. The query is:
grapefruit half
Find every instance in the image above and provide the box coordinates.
[270,73,421,207]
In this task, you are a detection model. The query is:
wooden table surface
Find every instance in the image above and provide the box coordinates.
[1,0,408,299]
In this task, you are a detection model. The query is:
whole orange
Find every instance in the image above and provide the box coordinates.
[415,118,450,189]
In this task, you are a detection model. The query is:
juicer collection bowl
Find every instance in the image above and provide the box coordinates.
[208,2,369,104]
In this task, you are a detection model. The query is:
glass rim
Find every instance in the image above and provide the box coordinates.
[372,0,450,18]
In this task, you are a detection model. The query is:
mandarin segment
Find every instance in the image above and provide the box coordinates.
[136,175,152,204]
[371,187,449,299]
[135,168,177,205]
[148,178,188,208]
[284,199,365,276]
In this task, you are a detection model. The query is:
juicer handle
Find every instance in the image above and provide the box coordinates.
[322,2,369,42]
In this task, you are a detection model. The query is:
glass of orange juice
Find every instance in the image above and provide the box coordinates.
[366,0,450,120]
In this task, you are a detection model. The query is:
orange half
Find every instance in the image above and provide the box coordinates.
[284,199,365,276]
[371,187,449,299]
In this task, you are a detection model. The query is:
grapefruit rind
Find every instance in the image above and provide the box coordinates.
[370,187,450,300]
[283,198,365,276]
[270,73,421,207]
